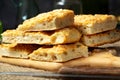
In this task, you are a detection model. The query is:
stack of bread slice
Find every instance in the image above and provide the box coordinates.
[0,9,89,62]
[74,14,120,47]
[1,9,120,73]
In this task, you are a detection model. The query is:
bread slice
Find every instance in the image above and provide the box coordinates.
[2,27,81,45]
[29,42,89,62]
[0,44,40,58]
[81,29,120,47]
[17,9,74,31]
[74,14,117,35]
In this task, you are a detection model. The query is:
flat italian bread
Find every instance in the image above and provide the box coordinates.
[74,14,117,35]
[29,42,89,62]
[17,9,74,31]
[2,27,81,45]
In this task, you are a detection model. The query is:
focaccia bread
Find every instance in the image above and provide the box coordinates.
[82,29,120,47]
[0,44,40,58]
[29,42,89,62]
[2,27,81,45]
[17,9,74,31]
[74,14,117,35]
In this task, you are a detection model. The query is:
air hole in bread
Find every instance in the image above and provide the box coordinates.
[52,55,57,60]
[43,23,46,26]
[44,53,47,57]
[76,45,80,48]
[72,49,75,52]
[40,38,43,41]
[20,54,22,58]
[63,52,67,55]
[84,27,86,29]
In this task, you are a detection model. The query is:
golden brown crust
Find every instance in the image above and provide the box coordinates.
[17,9,74,31]
[74,14,117,26]
[74,14,117,35]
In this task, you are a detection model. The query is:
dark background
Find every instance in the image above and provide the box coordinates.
[0,0,120,31]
